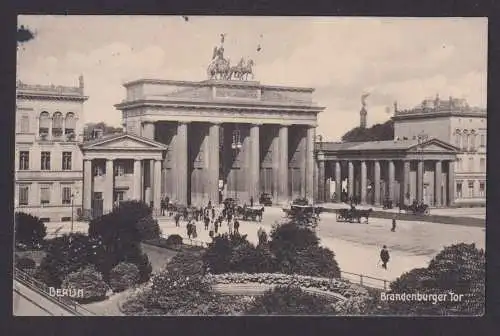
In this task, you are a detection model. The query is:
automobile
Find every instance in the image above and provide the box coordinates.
[259,193,273,206]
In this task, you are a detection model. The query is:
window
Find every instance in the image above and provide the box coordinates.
[52,112,63,137]
[19,185,29,205]
[480,134,486,147]
[480,158,486,172]
[65,112,76,135]
[456,182,463,198]
[114,163,125,176]
[479,182,485,197]
[463,134,469,151]
[468,157,474,172]
[40,185,50,205]
[62,152,72,170]
[39,112,50,137]
[20,116,29,133]
[93,164,104,176]
[456,158,462,172]
[41,151,51,170]
[455,130,461,147]
[468,181,474,198]
[19,151,29,170]
[62,186,72,205]
[470,133,476,151]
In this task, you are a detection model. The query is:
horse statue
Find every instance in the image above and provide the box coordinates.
[239,59,255,81]
[207,56,231,80]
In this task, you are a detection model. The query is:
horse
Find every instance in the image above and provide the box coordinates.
[207,58,231,80]
[236,59,254,81]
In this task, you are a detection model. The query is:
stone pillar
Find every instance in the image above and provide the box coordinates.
[278,125,289,204]
[348,161,354,199]
[305,126,315,202]
[403,160,411,204]
[448,160,455,206]
[417,160,424,202]
[176,122,189,205]
[249,124,260,202]
[360,161,367,204]
[271,128,280,203]
[142,121,155,140]
[104,159,114,213]
[148,159,154,205]
[83,159,92,211]
[208,123,220,205]
[374,160,381,205]
[335,161,342,203]
[435,160,442,207]
[317,152,325,203]
[388,160,395,202]
[133,159,142,200]
[153,160,162,210]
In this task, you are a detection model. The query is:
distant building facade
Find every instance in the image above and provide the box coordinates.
[393,96,486,205]
[15,77,87,222]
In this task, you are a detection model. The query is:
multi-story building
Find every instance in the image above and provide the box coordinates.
[15,77,88,222]
[392,95,486,206]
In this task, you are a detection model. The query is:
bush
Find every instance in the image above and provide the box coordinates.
[15,212,47,248]
[269,223,319,258]
[109,262,140,292]
[166,250,205,277]
[35,233,104,287]
[15,257,36,271]
[386,243,485,316]
[61,265,109,303]
[202,234,246,274]
[290,246,341,278]
[125,252,152,284]
[136,216,161,241]
[246,285,336,315]
[166,234,183,248]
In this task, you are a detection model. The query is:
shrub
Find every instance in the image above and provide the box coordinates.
[15,212,47,248]
[290,246,341,278]
[166,234,183,248]
[15,257,36,271]
[165,250,204,277]
[61,265,109,303]
[386,243,485,316]
[109,262,140,292]
[136,216,161,241]
[246,285,336,315]
[202,234,246,274]
[269,223,319,258]
[125,252,153,284]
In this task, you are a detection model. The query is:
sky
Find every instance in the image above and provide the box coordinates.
[17,16,487,141]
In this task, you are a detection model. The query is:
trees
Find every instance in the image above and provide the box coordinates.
[386,243,485,315]
[341,120,394,142]
[83,122,123,140]
[15,212,47,248]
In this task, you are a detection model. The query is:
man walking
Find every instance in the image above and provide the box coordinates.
[228,219,233,235]
[234,219,240,234]
[391,215,397,232]
[160,199,166,216]
[174,212,181,227]
[204,214,210,230]
[250,196,254,207]
[380,245,390,270]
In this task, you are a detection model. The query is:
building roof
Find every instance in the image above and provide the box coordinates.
[318,138,459,153]
[80,132,167,150]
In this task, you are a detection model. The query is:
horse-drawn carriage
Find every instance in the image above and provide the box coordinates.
[336,207,373,223]
[399,202,430,215]
[236,205,265,222]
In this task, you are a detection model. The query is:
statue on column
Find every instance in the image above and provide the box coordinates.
[207,33,231,80]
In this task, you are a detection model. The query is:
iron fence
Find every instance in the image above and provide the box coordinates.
[14,267,96,316]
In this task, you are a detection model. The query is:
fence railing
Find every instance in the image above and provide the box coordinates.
[14,267,96,316]
[340,270,389,290]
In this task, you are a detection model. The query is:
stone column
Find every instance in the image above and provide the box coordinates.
[83,159,92,212]
[360,161,367,204]
[271,128,280,203]
[448,160,455,206]
[142,121,155,140]
[435,160,442,207]
[403,160,411,204]
[417,160,424,202]
[208,123,220,205]
[176,122,189,205]
[148,159,154,205]
[104,159,114,214]
[335,161,342,203]
[133,159,142,200]
[278,125,289,204]
[153,159,162,210]
[388,160,395,202]
[348,161,354,199]
[305,126,315,202]
[249,124,260,202]
[374,160,381,205]
[317,152,325,203]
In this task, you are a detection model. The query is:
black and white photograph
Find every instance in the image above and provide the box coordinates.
[13,15,486,316]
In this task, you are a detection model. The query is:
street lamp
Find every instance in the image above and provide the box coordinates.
[231,127,242,200]
[70,190,79,234]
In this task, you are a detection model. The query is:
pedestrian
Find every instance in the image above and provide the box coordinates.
[208,200,212,209]
[160,199,166,216]
[227,211,232,225]
[209,221,215,239]
[380,245,390,270]
[211,207,215,219]
[204,214,210,230]
[187,221,193,239]
[192,223,198,239]
[174,212,181,227]
[391,215,397,232]
[228,220,233,235]
[214,219,219,234]
[250,196,254,207]
[234,219,240,234]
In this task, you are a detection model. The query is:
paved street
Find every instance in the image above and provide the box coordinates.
[43,205,485,283]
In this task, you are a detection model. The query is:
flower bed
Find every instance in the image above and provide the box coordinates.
[204,273,370,300]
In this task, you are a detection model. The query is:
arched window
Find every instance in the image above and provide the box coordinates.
[470,130,476,151]
[462,130,469,151]
[65,112,76,136]
[52,112,63,137]
[39,112,50,137]
[455,129,461,148]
